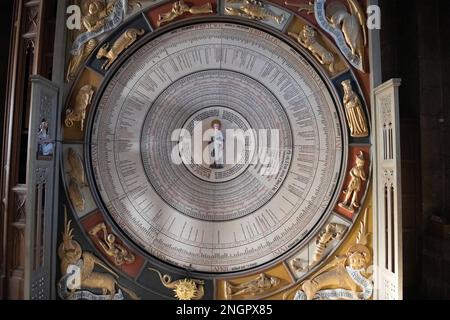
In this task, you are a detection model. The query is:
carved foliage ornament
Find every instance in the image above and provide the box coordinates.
[57,208,139,300]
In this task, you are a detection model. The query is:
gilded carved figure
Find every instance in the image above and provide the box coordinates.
[65,85,95,131]
[289,25,335,73]
[148,268,205,300]
[224,273,280,299]
[327,0,367,66]
[67,148,86,186]
[66,0,145,82]
[157,0,213,27]
[339,151,367,213]
[342,80,369,137]
[58,209,139,300]
[225,0,285,25]
[96,28,145,70]
[291,223,347,273]
[285,0,367,71]
[286,210,373,300]
[89,223,135,266]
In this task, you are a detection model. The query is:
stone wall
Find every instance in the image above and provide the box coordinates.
[380,0,450,299]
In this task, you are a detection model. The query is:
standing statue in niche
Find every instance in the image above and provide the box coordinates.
[339,151,366,213]
[37,119,53,157]
[342,80,369,137]
[209,120,224,169]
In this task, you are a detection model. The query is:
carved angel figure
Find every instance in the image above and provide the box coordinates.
[66,0,145,82]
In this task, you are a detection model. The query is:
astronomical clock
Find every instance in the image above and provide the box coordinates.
[21,0,401,300]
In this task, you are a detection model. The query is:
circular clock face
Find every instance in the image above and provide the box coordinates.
[89,23,345,274]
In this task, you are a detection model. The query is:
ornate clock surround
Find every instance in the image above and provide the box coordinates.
[60,0,373,300]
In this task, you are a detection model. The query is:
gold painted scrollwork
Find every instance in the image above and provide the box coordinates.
[224,273,281,300]
[342,80,369,137]
[148,268,205,300]
[339,151,367,214]
[284,210,373,300]
[96,28,145,70]
[89,222,135,266]
[289,25,335,73]
[58,209,139,300]
[225,0,285,25]
[157,0,213,27]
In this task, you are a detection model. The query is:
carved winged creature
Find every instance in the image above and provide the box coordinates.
[58,210,139,300]
[285,210,373,300]
[326,0,367,67]
[66,0,146,82]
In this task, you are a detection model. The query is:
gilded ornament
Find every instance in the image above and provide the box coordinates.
[286,0,367,71]
[225,0,285,25]
[342,80,369,137]
[157,0,213,27]
[68,179,85,212]
[339,151,367,213]
[224,273,280,300]
[291,223,347,273]
[96,28,145,70]
[58,209,139,300]
[289,25,335,73]
[148,268,205,300]
[89,222,135,266]
[284,1,314,14]
[285,210,373,300]
[327,0,367,66]
[65,0,146,82]
[67,148,86,186]
[65,85,95,132]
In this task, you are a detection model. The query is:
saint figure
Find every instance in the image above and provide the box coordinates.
[209,120,224,169]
